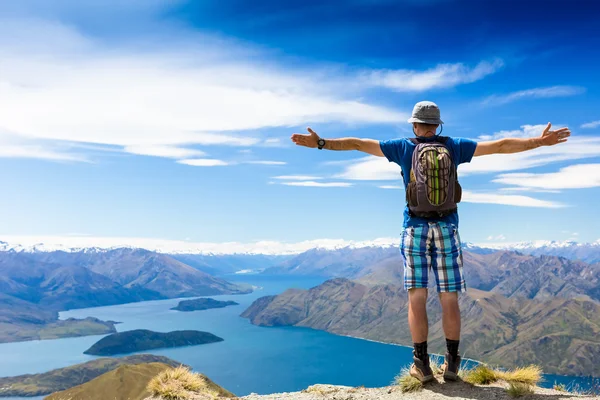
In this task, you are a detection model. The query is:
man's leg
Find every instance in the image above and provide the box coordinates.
[408,288,429,343]
[407,288,433,381]
[439,292,460,341]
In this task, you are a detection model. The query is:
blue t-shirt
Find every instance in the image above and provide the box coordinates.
[379,136,478,229]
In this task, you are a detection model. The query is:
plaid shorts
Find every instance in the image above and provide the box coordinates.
[400,221,466,292]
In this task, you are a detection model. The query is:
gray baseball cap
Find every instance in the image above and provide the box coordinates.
[407,101,444,125]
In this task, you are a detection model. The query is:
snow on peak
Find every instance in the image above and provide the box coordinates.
[470,239,597,250]
[0,235,400,256]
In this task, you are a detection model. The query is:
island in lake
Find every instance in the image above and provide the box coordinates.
[83,329,224,356]
[171,297,239,312]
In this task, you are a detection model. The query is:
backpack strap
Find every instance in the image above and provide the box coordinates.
[410,135,449,144]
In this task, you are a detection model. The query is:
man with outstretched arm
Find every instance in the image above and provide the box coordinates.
[290,101,570,382]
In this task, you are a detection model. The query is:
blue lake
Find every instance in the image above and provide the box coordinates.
[0,275,596,398]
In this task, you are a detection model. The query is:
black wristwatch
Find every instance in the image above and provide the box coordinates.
[317,138,326,150]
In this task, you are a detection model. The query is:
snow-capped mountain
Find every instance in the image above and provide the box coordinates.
[466,240,600,264]
[0,237,400,256]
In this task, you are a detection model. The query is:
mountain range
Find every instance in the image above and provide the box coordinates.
[0,248,251,343]
[240,245,600,377]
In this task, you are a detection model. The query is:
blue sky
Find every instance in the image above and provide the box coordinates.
[1,0,600,248]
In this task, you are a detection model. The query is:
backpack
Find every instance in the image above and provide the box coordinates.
[404,136,462,218]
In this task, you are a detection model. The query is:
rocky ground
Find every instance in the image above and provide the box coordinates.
[235,381,598,400]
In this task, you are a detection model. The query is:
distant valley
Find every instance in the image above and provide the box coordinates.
[242,278,600,376]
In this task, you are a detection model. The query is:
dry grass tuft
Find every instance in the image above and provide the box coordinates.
[463,365,498,385]
[147,366,226,400]
[394,367,423,393]
[506,382,535,398]
[553,383,567,392]
[497,365,542,386]
[463,364,542,388]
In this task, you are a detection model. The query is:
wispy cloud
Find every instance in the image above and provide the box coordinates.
[246,161,287,165]
[364,59,503,92]
[493,164,600,189]
[482,85,585,106]
[335,156,401,180]
[124,145,206,159]
[581,120,600,129]
[378,185,403,189]
[0,132,89,162]
[273,175,323,180]
[462,191,565,208]
[177,159,229,167]
[487,234,506,241]
[279,181,353,187]
[0,144,89,162]
[498,187,561,194]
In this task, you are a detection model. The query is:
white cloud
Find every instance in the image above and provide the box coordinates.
[177,159,229,167]
[581,120,600,129]
[273,175,323,180]
[498,187,561,194]
[246,161,287,165]
[124,145,206,159]
[487,234,506,241]
[378,185,403,189]
[461,191,564,208]
[279,181,353,187]
[482,86,585,105]
[335,156,402,180]
[263,138,285,147]
[0,19,407,163]
[493,164,600,189]
[0,144,88,162]
[0,132,89,161]
[364,59,503,92]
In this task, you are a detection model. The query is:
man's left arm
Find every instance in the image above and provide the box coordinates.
[474,123,571,157]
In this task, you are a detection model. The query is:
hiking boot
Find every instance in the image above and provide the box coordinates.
[443,352,461,381]
[410,354,434,383]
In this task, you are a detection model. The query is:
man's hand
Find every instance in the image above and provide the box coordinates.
[290,127,385,156]
[291,127,319,148]
[539,122,571,146]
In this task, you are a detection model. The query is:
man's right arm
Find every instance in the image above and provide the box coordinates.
[290,127,385,157]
